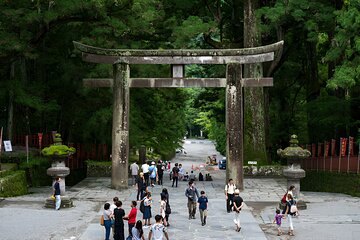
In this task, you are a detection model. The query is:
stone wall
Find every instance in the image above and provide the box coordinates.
[243,165,285,177]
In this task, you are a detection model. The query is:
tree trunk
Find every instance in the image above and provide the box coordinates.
[7,62,15,141]
[243,0,267,163]
[305,41,320,142]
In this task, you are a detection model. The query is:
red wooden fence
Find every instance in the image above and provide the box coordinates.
[11,133,110,170]
[302,137,360,174]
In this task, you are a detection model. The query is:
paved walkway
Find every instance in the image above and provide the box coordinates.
[0,139,360,240]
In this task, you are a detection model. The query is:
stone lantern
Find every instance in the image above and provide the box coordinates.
[277,134,310,209]
[42,133,76,208]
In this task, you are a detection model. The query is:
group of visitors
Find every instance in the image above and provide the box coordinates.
[103,190,170,240]
[130,160,166,188]
[273,185,299,236]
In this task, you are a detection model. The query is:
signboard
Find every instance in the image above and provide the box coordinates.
[4,140,12,152]
[248,161,257,165]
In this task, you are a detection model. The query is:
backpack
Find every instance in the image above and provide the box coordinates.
[281,192,287,204]
[139,199,145,213]
[165,201,171,215]
[172,167,179,177]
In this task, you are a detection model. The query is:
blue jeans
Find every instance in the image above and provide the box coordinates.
[104,219,112,240]
[55,195,61,210]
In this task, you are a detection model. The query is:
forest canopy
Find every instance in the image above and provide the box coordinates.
[0,0,359,161]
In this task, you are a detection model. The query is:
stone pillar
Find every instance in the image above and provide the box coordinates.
[226,63,244,190]
[111,62,130,190]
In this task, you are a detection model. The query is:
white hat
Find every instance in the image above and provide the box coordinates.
[234,189,240,194]
[151,161,155,165]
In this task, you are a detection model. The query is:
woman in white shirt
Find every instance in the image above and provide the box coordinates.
[103,203,113,240]
[132,220,145,240]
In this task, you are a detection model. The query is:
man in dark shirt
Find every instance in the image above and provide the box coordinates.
[53,177,61,210]
[233,189,244,232]
[197,190,208,226]
[172,163,180,188]
[157,160,164,185]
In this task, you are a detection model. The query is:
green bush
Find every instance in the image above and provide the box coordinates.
[301,171,360,197]
[0,171,28,197]
[86,160,111,177]
[19,156,51,186]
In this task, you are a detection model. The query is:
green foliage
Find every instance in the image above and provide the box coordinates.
[19,156,51,186]
[301,171,360,197]
[325,1,360,91]
[0,171,28,197]
[85,160,111,167]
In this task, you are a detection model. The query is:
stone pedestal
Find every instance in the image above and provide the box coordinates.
[283,164,307,210]
[44,195,73,208]
[277,135,311,211]
[45,160,73,209]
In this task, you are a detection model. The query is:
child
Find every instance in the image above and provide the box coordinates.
[273,209,283,236]
[197,190,208,226]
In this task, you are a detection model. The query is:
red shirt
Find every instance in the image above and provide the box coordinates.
[128,207,137,224]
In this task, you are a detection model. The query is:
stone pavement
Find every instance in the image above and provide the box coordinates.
[1,139,360,240]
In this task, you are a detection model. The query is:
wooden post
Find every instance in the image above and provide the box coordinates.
[111,62,130,190]
[226,63,244,190]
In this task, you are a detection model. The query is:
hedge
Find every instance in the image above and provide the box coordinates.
[86,160,112,177]
[0,171,28,197]
[301,171,360,197]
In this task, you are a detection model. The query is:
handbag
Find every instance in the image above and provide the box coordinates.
[100,215,104,226]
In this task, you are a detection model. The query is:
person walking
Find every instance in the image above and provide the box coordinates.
[233,189,244,232]
[136,173,147,201]
[53,177,61,210]
[197,190,208,226]
[225,179,237,213]
[103,203,113,240]
[185,180,199,219]
[284,194,297,236]
[113,201,125,240]
[157,160,165,185]
[171,163,179,188]
[281,185,295,214]
[123,201,137,239]
[159,195,168,227]
[273,209,284,236]
[141,162,150,186]
[160,188,170,226]
[148,215,169,240]
[149,161,157,187]
[132,220,145,240]
[130,162,139,186]
[143,192,152,226]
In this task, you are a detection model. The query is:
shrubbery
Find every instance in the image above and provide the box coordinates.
[0,171,28,197]
[301,171,360,197]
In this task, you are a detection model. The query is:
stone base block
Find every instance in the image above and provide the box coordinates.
[44,195,73,209]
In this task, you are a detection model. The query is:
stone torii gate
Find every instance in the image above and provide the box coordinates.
[73,41,284,190]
